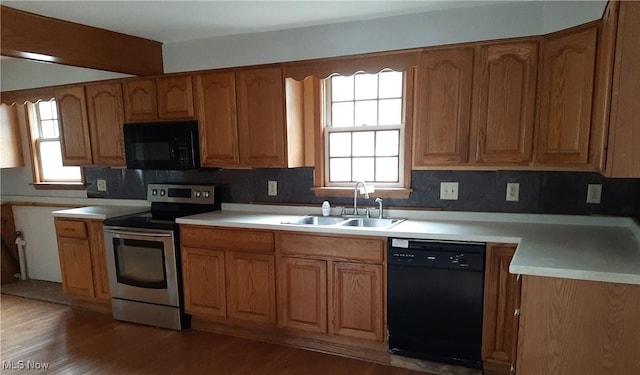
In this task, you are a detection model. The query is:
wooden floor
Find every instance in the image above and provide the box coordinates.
[0,294,427,375]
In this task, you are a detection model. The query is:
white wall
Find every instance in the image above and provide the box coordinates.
[163,1,606,73]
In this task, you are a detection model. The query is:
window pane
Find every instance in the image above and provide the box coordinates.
[38,101,55,120]
[332,102,354,127]
[41,120,58,138]
[354,73,377,100]
[354,100,377,126]
[39,141,82,181]
[379,99,402,125]
[352,131,375,156]
[376,157,399,182]
[376,130,400,156]
[352,158,374,181]
[329,158,351,182]
[331,75,354,101]
[329,132,352,157]
[379,71,403,98]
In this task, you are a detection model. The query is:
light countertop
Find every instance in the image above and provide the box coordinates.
[176,204,640,286]
[52,205,148,220]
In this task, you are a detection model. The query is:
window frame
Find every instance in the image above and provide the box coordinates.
[25,100,85,189]
[312,67,415,199]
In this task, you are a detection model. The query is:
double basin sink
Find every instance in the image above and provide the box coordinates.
[282,215,406,229]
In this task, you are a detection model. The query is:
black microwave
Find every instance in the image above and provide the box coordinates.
[124,121,200,170]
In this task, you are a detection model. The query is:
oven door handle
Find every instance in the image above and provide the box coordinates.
[104,228,173,237]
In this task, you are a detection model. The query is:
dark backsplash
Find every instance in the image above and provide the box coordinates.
[85,167,640,219]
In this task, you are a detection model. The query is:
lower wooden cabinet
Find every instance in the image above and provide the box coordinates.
[278,257,327,333]
[54,218,110,303]
[482,243,521,375]
[182,247,226,318]
[226,251,276,324]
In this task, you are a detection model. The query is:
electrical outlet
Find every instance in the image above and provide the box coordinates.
[440,182,459,200]
[586,184,602,204]
[268,180,278,196]
[506,183,520,202]
[97,179,107,192]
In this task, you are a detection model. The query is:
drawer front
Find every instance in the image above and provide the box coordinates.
[55,219,88,239]
[180,225,274,253]
[278,233,384,263]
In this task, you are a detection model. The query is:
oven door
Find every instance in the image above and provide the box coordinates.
[103,226,179,307]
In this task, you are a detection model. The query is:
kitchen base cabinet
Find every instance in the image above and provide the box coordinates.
[278,257,327,334]
[226,251,276,325]
[54,218,110,307]
[181,247,226,319]
[517,276,640,375]
[482,243,521,375]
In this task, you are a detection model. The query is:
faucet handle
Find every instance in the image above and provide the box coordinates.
[365,207,371,218]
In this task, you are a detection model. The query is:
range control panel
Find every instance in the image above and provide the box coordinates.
[147,183,216,205]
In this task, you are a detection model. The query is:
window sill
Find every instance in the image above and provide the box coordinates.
[311,187,412,199]
[31,182,87,191]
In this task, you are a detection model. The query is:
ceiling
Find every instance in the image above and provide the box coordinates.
[2,1,501,44]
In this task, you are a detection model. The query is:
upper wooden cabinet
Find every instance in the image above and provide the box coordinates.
[85,83,126,166]
[605,1,640,177]
[471,41,538,165]
[195,71,240,167]
[0,103,24,168]
[535,26,598,166]
[54,86,93,166]
[123,75,194,122]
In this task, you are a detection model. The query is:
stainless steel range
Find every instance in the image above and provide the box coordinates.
[103,183,220,330]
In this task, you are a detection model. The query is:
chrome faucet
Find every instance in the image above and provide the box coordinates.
[353,181,369,216]
[375,197,383,219]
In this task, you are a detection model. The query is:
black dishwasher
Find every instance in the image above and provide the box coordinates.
[387,238,485,369]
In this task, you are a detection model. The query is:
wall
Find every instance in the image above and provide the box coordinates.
[162,1,605,73]
[84,167,640,220]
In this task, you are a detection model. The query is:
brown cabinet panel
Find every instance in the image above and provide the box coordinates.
[226,251,276,325]
[54,86,93,165]
[331,262,383,342]
[535,27,597,165]
[237,67,287,167]
[85,83,125,166]
[182,247,226,318]
[57,236,95,300]
[157,76,195,119]
[473,42,538,164]
[413,47,474,166]
[87,221,110,303]
[195,71,240,167]
[482,243,521,375]
[180,225,274,253]
[0,104,24,168]
[278,232,384,263]
[54,219,88,239]
[278,257,327,333]
[123,79,158,121]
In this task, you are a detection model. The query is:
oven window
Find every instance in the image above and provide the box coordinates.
[113,238,168,289]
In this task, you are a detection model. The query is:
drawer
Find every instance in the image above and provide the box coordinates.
[55,219,88,239]
[278,233,384,263]
[180,225,274,253]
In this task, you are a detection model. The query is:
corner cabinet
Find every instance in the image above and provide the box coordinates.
[123,75,195,122]
[471,41,538,165]
[85,83,126,166]
[54,86,94,166]
[482,243,521,375]
[535,26,598,166]
[54,218,111,304]
[413,47,474,166]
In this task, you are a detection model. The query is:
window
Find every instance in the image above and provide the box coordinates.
[324,70,405,188]
[28,100,82,185]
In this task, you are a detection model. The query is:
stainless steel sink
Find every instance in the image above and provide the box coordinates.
[281,215,348,225]
[339,218,405,228]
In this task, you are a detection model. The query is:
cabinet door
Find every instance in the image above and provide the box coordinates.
[413,47,474,166]
[182,247,226,318]
[57,237,95,299]
[123,79,158,121]
[535,27,597,165]
[278,257,327,333]
[87,221,110,303]
[0,104,24,168]
[54,86,93,165]
[236,67,287,167]
[195,72,240,167]
[157,75,195,119]
[472,41,538,164]
[85,83,126,166]
[331,262,383,342]
[226,251,276,324]
[482,243,521,375]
